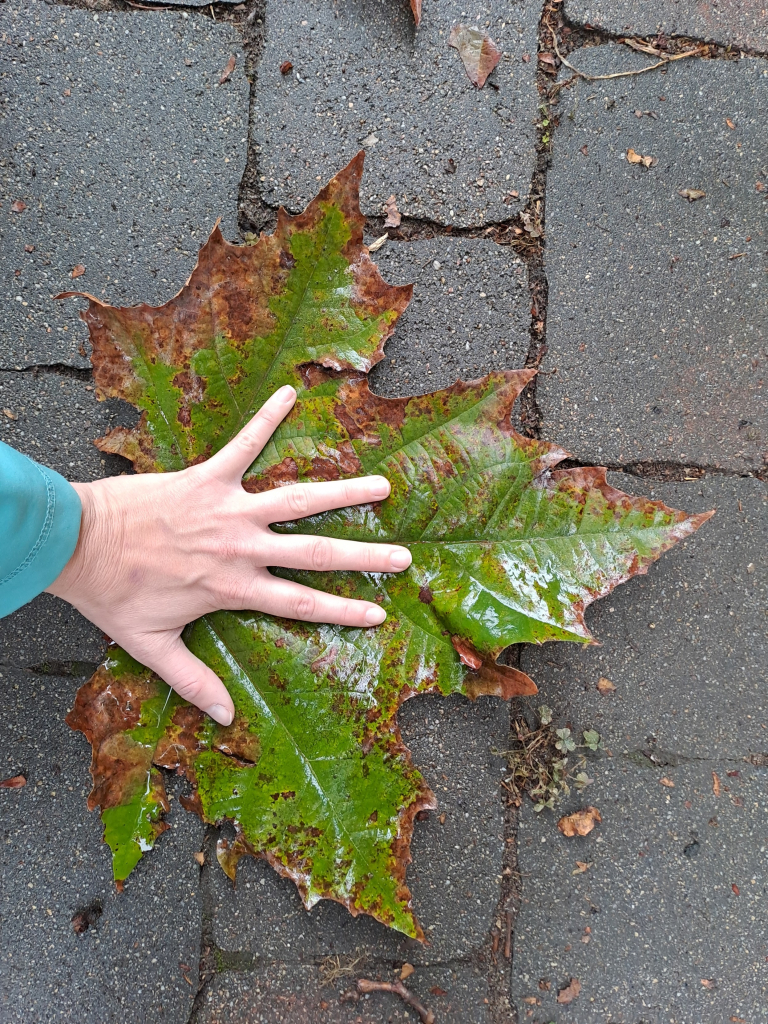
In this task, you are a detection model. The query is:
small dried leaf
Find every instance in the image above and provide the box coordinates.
[659,777,675,788]
[193,851,205,867]
[712,771,721,797]
[0,774,26,788]
[71,264,86,279]
[557,977,581,1004]
[679,188,706,202]
[538,51,556,67]
[368,233,389,252]
[626,148,642,164]
[429,986,447,996]
[410,0,422,26]
[400,962,415,980]
[10,199,26,213]
[522,995,540,1004]
[596,676,616,695]
[218,55,236,85]
[448,25,501,88]
[726,118,735,129]
[383,194,401,228]
[701,978,715,990]
[280,60,293,75]
[538,979,551,991]
[572,860,593,874]
[2,408,18,421]
[558,807,601,837]
[732,883,740,895]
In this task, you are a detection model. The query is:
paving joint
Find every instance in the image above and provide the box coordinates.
[52,0,249,21]
[551,2,768,62]
[0,363,94,381]
[557,457,766,482]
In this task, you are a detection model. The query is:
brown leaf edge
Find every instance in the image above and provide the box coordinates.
[55,152,412,473]
[410,0,422,27]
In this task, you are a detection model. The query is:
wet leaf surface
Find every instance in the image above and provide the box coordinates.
[448,25,501,89]
[65,154,712,937]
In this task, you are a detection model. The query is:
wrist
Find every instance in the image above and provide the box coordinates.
[46,480,122,607]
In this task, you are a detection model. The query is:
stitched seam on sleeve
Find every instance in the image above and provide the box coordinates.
[0,463,56,587]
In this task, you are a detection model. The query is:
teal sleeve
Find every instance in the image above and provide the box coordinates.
[0,440,82,617]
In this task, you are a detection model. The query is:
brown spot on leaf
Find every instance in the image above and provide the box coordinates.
[418,586,434,604]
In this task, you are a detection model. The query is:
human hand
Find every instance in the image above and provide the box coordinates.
[47,385,411,726]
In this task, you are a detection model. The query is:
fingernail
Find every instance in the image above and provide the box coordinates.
[389,548,412,570]
[365,606,387,626]
[208,704,234,727]
[369,476,390,499]
[275,385,296,403]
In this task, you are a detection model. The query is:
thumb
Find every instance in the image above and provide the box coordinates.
[144,634,235,726]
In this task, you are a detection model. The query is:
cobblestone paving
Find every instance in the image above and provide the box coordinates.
[0,2,765,1023]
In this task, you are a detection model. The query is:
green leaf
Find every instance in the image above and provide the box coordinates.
[64,153,713,938]
[582,729,602,751]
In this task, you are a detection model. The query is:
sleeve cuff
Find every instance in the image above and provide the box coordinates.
[0,461,82,617]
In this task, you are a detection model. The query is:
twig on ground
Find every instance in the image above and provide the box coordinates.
[552,35,703,82]
[356,978,436,1024]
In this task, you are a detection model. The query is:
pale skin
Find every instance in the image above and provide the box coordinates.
[47,385,411,726]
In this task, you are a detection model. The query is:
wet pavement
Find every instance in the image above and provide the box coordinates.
[0,2,765,1023]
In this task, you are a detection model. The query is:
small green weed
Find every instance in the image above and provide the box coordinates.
[500,706,601,812]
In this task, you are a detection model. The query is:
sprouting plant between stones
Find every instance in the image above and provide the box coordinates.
[63,154,712,938]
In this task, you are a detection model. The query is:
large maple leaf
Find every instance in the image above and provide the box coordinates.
[63,154,712,938]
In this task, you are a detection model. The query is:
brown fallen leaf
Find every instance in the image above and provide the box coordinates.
[580,144,589,156]
[429,986,446,996]
[572,860,593,874]
[522,52,531,62]
[383,194,401,228]
[679,188,706,202]
[280,60,293,75]
[400,962,414,980]
[448,25,501,89]
[596,676,616,695]
[2,408,18,421]
[712,770,721,797]
[193,851,205,867]
[218,55,236,85]
[10,199,26,213]
[626,148,656,168]
[659,777,675,788]
[0,774,26,788]
[557,977,581,1004]
[410,0,422,27]
[71,264,86,279]
[700,978,716,990]
[538,51,556,69]
[558,806,601,837]
[522,995,540,1004]
[732,883,740,895]
[538,979,551,991]
[726,118,735,129]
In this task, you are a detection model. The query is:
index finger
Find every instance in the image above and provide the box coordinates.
[253,475,392,524]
